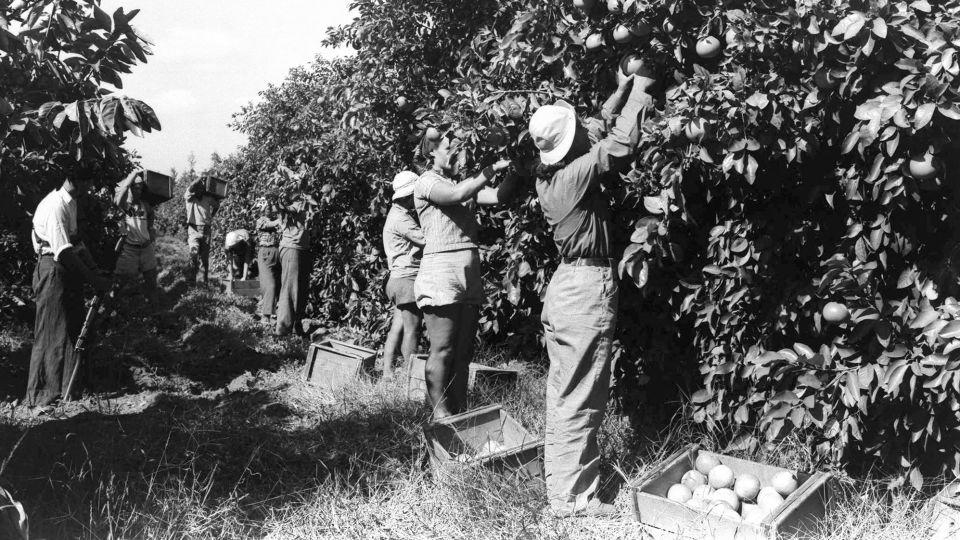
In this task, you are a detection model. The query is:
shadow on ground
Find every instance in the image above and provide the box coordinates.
[0,387,428,539]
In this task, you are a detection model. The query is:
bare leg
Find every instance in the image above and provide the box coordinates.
[452,304,478,414]
[422,304,461,419]
[381,306,404,377]
[399,305,422,363]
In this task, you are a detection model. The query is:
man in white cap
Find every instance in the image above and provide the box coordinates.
[380,170,425,378]
[114,168,160,310]
[529,68,655,517]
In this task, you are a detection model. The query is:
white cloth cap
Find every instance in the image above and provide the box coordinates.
[528,101,577,165]
[392,170,418,200]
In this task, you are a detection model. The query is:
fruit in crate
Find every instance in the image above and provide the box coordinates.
[758,486,785,511]
[772,470,799,496]
[708,464,735,489]
[710,488,741,512]
[667,484,693,503]
[695,453,720,474]
[741,502,768,524]
[734,473,761,501]
[681,470,707,491]
[692,485,714,499]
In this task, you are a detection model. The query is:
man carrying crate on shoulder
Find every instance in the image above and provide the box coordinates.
[26,169,112,411]
[114,168,160,311]
[184,177,220,284]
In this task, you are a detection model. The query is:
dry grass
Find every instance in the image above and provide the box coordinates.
[0,236,947,539]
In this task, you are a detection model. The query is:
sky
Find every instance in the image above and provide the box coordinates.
[100,0,355,174]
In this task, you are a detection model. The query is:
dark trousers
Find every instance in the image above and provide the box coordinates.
[25,256,83,407]
[276,247,309,335]
[257,246,280,316]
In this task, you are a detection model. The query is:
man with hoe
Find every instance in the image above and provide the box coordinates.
[114,169,160,311]
[184,177,220,284]
[26,168,112,411]
[527,65,656,516]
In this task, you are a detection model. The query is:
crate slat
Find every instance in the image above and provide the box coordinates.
[468,364,520,391]
[226,279,261,298]
[406,354,427,400]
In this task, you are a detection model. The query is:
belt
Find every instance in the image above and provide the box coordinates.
[125,239,153,248]
[561,257,615,267]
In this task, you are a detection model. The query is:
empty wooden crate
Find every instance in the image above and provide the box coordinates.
[303,340,377,390]
[468,363,520,391]
[226,279,260,298]
[423,404,544,484]
[406,353,428,400]
[631,444,834,539]
[142,170,174,205]
[203,175,229,199]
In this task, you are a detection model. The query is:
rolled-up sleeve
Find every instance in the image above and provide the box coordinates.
[562,91,652,199]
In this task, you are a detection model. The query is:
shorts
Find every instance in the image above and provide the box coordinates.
[386,275,418,307]
[115,241,157,277]
[415,249,482,308]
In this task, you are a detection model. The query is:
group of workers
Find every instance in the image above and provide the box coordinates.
[24,170,312,413]
[24,64,654,516]
[381,70,655,516]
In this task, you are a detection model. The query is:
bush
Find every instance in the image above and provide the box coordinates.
[0,0,159,321]
[218,0,960,487]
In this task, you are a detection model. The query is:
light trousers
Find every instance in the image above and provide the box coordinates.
[541,262,619,511]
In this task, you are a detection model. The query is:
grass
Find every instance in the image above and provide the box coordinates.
[0,236,948,539]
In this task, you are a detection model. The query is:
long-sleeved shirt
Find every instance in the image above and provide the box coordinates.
[535,88,652,259]
[414,170,479,255]
[32,188,77,261]
[383,204,425,279]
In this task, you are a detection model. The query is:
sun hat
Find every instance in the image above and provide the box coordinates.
[392,170,418,200]
[528,100,577,166]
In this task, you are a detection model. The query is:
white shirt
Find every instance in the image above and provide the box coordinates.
[32,188,77,261]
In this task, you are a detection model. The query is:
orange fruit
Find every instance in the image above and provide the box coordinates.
[909,151,941,181]
[710,488,741,512]
[734,473,761,501]
[585,33,604,52]
[757,486,785,511]
[822,301,849,323]
[696,36,723,59]
[612,24,634,44]
[708,464,735,489]
[695,453,720,475]
[573,0,597,12]
[667,484,693,503]
[681,470,707,491]
[771,470,799,497]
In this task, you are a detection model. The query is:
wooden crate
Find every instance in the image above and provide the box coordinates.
[406,353,428,400]
[928,482,960,540]
[423,404,544,484]
[226,279,260,298]
[631,445,834,540]
[468,364,520,391]
[303,341,376,390]
[143,170,173,205]
[203,175,229,199]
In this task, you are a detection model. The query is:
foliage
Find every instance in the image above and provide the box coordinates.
[0,0,159,320]
[219,0,960,487]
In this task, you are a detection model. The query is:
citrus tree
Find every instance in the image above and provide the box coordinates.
[221,0,960,487]
[0,0,159,319]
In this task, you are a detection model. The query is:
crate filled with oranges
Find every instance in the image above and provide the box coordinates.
[631,445,834,539]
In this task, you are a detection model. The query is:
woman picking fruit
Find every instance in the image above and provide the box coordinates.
[413,130,522,419]
[526,66,656,517]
